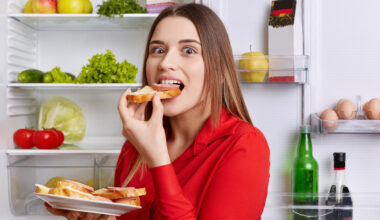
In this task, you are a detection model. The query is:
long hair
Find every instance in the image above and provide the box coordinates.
[122,3,252,187]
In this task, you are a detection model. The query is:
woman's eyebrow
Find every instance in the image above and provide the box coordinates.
[149,40,165,45]
[179,39,201,45]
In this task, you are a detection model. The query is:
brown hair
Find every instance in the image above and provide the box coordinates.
[122,3,252,187]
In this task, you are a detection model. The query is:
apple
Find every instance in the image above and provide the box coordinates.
[238,51,269,82]
[83,0,93,13]
[24,0,34,13]
[57,0,84,13]
[32,0,57,13]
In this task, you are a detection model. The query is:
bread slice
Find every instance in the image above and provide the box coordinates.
[48,188,66,196]
[56,179,94,194]
[127,85,181,103]
[113,197,141,206]
[92,187,146,199]
[62,186,95,201]
[35,184,50,194]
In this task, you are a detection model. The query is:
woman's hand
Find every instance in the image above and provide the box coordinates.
[118,88,171,168]
[44,203,115,220]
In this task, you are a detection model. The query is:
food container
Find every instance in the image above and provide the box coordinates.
[146,0,176,13]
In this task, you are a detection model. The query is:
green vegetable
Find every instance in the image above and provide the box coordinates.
[18,69,44,83]
[43,72,53,83]
[50,67,74,83]
[97,0,147,18]
[38,96,86,144]
[75,49,138,83]
[44,68,76,83]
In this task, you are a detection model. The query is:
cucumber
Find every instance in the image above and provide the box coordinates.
[18,69,44,83]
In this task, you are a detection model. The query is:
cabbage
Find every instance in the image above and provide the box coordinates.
[38,96,86,144]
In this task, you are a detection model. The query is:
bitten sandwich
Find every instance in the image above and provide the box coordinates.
[127,83,181,103]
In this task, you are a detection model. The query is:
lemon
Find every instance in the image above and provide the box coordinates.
[24,0,33,13]
[82,0,93,13]
[57,0,84,13]
[238,52,269,82]
[45,176,65,187]
[86,179,94,187]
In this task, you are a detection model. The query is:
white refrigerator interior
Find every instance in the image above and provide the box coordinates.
[1,0,380,219]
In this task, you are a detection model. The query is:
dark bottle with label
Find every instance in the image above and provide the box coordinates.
[325,152,353,220]
[292,125,319,220]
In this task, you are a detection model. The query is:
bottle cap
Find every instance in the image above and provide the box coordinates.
[333,152,346,169]
[300,124,311,133]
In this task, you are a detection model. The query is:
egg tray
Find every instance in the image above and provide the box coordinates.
[311,113,380,134]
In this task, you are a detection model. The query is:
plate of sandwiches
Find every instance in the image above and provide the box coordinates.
[34,179,146,216]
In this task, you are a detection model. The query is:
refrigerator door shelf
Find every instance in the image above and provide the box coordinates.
[235,55,309,84]
[311,113,380,134]
[8,14,158,31]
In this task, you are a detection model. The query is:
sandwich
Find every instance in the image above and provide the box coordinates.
[35,180,145,206]
[127,83,181,103]
[35,179,112,203]
[92,187,146,206]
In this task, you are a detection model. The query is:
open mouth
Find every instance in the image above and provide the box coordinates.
[158,79,184,90]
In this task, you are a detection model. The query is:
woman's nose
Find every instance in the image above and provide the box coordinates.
[159,50,178,71]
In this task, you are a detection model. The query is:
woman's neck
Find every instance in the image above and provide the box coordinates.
[167,103,211,156]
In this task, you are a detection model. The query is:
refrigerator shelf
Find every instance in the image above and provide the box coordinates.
[311,113,380,134]
[8,13,158,31]
[235,55,309,84]
[6,149,120,156]
[8,83,142,90]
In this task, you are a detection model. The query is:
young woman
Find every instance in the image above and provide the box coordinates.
[45,3,270,220]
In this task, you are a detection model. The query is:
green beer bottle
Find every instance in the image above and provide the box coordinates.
[292,125,319,219]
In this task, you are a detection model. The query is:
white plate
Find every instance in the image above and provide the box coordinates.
[34,193,141,216]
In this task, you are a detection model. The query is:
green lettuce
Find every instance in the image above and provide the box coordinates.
[75,49,138,83]
[38,96,86,144]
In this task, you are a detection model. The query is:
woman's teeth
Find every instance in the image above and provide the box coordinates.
[159,80,182,85]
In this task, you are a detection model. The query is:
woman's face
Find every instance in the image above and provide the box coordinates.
[146,16,205,117]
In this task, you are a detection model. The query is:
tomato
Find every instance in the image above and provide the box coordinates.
[55,129,65,147]
[33,130,59,149]
[13,129,35,149]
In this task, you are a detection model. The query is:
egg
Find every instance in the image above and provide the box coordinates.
[363,98,380,120]
[320,109,339,131]
[335,98,356,120]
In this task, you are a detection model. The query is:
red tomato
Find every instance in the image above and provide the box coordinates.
[55,129,64,147]
[13,129,35,149]
[32,130,59,149]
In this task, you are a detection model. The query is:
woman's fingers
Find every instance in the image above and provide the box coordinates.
[135,102,148,120]
[66,211,82,220]
[150,93,164,126]
[44,202,68,217]
[81,213,101,220]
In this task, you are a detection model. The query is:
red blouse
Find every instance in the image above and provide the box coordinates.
[114,108,270,219]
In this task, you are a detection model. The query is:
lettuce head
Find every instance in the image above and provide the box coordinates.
[38,96,86,144]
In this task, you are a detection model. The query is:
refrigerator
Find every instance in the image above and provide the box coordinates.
[1,0,380,219]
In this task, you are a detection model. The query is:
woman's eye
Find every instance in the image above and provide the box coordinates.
[183,47,195,54]
[152,47,164,54]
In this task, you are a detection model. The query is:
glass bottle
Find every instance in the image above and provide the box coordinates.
[325,152,353,220]
[292,125,319,220]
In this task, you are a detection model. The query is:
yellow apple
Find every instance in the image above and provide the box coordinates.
[82,0,93,13]
[57,0,84,13]
[32,0,57,13]
[238,52,269,82]
[24,0,34,13]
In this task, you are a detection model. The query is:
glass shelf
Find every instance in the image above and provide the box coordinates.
[8,14,157,31]
[7,83,142,90]
[311,113,380,134]
[235,55,309,84]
